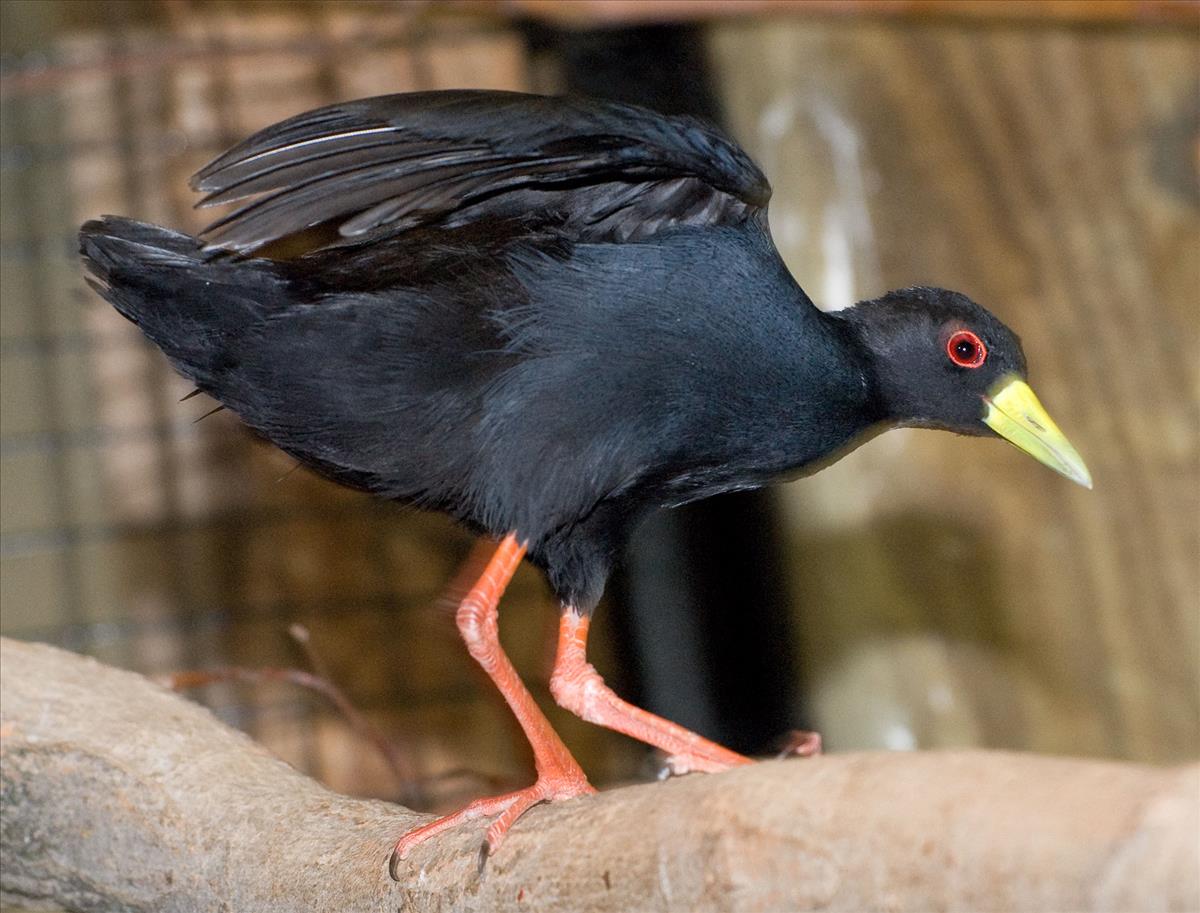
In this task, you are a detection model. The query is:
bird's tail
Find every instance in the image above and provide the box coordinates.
[78,216,286,394]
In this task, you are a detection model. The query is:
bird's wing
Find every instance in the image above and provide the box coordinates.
[191,90,771,253]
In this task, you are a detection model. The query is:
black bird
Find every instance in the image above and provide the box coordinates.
[78,90,1091,871]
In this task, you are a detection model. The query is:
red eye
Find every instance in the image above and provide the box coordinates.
[946,330,987,368]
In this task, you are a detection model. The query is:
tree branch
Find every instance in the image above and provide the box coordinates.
[1,637,1196,913]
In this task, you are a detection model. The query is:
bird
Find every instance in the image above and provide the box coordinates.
[78,89,1091,874]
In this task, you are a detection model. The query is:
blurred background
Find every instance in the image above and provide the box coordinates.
[1,0,1197,814]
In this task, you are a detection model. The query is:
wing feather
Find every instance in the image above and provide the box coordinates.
[191,90,770,252]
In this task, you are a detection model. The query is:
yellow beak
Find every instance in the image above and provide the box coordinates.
[983,376,1092,489]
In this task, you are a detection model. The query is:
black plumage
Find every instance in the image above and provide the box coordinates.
[78,90,1089,862]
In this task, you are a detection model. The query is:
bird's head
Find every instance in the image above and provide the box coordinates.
[843,287,1092,488]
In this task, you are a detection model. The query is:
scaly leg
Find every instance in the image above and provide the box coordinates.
[549,608,753,775]
[389,535,594,876]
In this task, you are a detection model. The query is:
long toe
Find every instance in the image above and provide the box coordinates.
[659,749,753,779]
[660,730,822,778]
[483,787,550,855]
[389,775,595,878]
[390,792,519,876]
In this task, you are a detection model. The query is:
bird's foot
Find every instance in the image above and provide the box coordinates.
[551,620,754,777]
[658,730,823,779]
[389,766,595,877]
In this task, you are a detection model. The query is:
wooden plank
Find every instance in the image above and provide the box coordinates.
[504,0,1200,27]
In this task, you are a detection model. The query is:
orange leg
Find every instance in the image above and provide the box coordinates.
[550,609,752,776]
[388,535,594,877]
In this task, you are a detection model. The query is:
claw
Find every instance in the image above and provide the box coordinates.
[776,729,823,759]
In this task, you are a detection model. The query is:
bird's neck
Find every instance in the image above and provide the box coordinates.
[738,306,888,484]
[821,305,895,427]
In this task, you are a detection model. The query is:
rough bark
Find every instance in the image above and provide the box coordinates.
[1,637,1196,913]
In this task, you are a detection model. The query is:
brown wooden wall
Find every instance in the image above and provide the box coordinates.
[711,16,1198,763]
